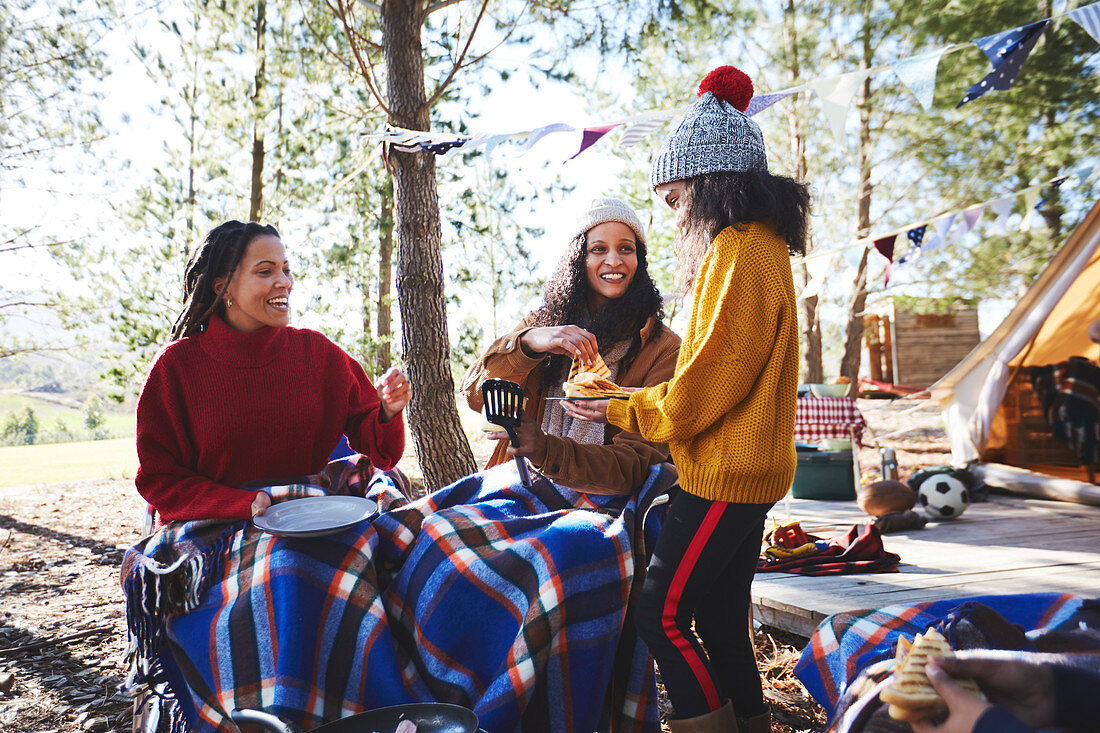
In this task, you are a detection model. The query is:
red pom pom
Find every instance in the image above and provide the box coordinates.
[697,66,754,112]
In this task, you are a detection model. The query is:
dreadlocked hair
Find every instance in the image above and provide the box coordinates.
[171,220,281,340]
[529,230,665,384]
[676,170,810,293]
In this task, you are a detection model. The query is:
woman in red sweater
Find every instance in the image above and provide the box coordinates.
[135,220,408,523]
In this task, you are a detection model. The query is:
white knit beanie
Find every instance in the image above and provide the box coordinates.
[572,197,647,246]
[650,66,768,188]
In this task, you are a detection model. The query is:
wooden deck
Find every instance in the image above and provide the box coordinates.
[751,493,1100,638]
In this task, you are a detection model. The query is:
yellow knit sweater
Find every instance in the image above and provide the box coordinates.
[606,222,799,504]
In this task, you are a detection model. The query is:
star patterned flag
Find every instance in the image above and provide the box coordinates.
[897,225,927,265]
[1069,1,1100,44]
[958,20,1049,107]
[1035,177,1067,209]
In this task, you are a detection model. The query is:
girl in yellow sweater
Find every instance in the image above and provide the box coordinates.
[567,66,809,732]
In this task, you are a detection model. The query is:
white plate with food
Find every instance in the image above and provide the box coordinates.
[253,495,378,538]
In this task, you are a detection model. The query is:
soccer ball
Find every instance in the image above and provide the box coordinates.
[916,474,970,520]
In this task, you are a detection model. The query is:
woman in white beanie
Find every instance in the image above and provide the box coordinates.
[569,66,810,732]
[462,197,681,494]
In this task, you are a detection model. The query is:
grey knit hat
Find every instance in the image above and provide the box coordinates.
[650,67,768,188]
[571,197,646,246]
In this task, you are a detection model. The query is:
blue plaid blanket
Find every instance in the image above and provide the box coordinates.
[792,592,1099,721]
[124,459,674,732]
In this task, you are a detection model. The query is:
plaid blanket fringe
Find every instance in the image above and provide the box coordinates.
[124,458,672,733]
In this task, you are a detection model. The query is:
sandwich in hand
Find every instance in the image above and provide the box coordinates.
[562,354,626,398]
[880,628,985,722]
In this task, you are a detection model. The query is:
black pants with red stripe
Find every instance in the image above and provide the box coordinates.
[636,489,774,720]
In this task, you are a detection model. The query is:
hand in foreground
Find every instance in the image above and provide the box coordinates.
[520,326,600,366]
[251,491,272,517]
[562,398,610,424]
[504,415,549,468]
[911,654,1054,733]
[376,367,411,421]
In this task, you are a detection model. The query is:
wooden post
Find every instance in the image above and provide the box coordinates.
[882,315,895,385]
[865,315,883,382]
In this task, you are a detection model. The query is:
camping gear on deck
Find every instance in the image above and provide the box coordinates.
[880,448,899,482]
[791,450,857,500]
[480,378,532,488]
[857,480,914,517]
[757,524,899,576]
[230,703,479,733]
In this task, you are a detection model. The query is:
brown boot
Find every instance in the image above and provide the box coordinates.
[667,701,739,732]
[736,708,771,733]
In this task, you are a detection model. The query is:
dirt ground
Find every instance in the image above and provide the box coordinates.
[0,396,946,733]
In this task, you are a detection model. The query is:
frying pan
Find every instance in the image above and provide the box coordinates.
[230,703,479,733]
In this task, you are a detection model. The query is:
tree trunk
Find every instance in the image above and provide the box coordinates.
[784,0,822,384]
[185,3,199,257]
[248,0,267,222]
[378,173,394,371]
[839,14,875,392]
[380,0,476,490]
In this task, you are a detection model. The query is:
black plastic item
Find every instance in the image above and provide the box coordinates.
[480,378,532,488]
[230,703,479,733]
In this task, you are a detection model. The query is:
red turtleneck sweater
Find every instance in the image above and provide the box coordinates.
[135,315,405,522]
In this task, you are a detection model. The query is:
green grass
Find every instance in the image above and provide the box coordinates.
[0,392,135,438]
[0,437,137,488]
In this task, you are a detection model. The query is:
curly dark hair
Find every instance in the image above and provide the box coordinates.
[529,229,666,383]
[676,170,810,292]
[171,220,281,339]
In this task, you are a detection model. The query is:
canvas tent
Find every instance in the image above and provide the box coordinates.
[930,199,1100,504]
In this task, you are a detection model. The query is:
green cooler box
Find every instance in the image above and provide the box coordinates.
[790,450,857,500]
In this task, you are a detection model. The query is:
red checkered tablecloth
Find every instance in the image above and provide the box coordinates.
[794,396,867,445]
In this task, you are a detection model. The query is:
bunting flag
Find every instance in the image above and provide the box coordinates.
[620,116,671,147]
[897,225,927,265]
[957,20,1049,107]
[1078,166,1094,187]
[517,123,575,152]
[799,251,836,300]
[363,5,1099,164]
[1020,187,1040,231]
[568,124,619,160]
[814,71,868,143]
[891,47,948,111]
[873,234,898,285]
[795,168,1084,276]
[923,214,957,253]
[953,204,986,242]
[746,91,795,117]
[841,243,866,268]
[1069,1,1100,44]
[1036,177,1067,209]
[986,196,1016,235]
[482,132,519,156]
